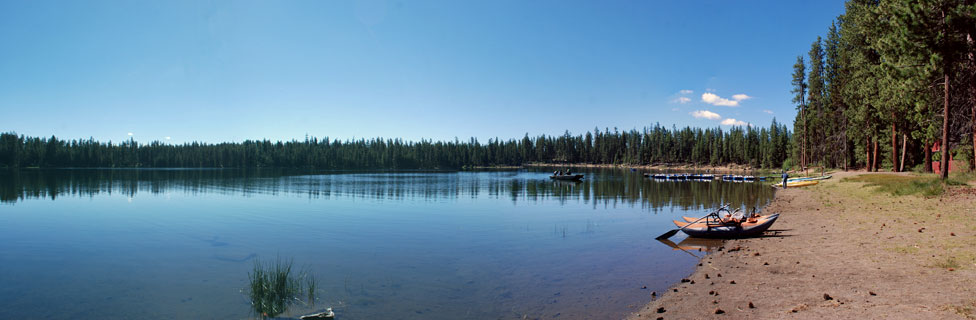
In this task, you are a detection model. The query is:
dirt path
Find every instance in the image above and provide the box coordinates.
[629,171,976,319]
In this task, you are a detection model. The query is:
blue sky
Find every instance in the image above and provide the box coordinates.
[0,0,845,144]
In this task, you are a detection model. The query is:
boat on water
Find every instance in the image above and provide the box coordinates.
[550,174,584,181]
[643,173,668,179]
[646,173,715,181]
[672,213,780,238]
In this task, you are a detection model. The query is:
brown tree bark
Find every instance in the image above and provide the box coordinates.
[873,138,879,172]
[968,31,975,171]
[942,72,950,179]
[940,9,950,180]
[802,106,807,170]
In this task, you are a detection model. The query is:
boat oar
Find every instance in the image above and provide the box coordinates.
[655,205,727,240]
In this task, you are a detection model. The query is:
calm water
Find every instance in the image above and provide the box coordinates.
[0,168,774,319]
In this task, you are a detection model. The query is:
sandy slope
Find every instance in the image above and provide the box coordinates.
[628,171,976,319]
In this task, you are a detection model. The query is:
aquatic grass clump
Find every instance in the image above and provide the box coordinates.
[247,257,318,318]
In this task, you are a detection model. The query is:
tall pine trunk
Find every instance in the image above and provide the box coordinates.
[872,137,879,172]
[940,9,950,180]
[942,71,950,179]
[802,106,807,170]
[968,32,975,171]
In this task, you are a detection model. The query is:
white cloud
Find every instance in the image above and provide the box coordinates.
[690,110,721,120]
[127,132,134,136]
[677,97,691,103]
[165,136,172,140]
[763,109,773,114]
[721,118,749,126]
[701,93,739,107]
[732,94,751,101]
[679,89,693,95]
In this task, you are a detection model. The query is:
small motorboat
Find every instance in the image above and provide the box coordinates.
[672,213,780,238]
[550,174,584,181]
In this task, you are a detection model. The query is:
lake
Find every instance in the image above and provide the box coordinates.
[0,168,774,319]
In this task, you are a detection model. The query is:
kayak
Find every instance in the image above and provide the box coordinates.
[772,180,819,188]
[786,175,832,182]
[550,174,584,181]
[672,213,780,238]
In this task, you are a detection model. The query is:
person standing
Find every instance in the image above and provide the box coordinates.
[781,170,789,188]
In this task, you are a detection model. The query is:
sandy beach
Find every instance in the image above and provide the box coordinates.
[629,171,976,319]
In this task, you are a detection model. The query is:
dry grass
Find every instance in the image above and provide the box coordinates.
[823,173,976,270]
[841,172,974,197]
[944,300,976,319]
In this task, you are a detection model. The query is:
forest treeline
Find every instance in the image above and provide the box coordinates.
[0,120,791,170]
[790,0,975,178]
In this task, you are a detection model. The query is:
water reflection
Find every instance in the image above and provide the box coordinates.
[0,169,773,214]
[0,168,776,320]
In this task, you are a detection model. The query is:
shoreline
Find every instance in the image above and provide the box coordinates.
[628,171,976,319]
[522,162,806,175]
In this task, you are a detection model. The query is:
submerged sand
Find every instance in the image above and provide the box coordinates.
[629,171,976,319]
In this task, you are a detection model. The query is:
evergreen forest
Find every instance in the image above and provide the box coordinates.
[790,0,975,178]
[0,120,791,170]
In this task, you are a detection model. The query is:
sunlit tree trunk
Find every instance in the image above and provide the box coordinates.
[891,116,898,172]
[900,133,907,172]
